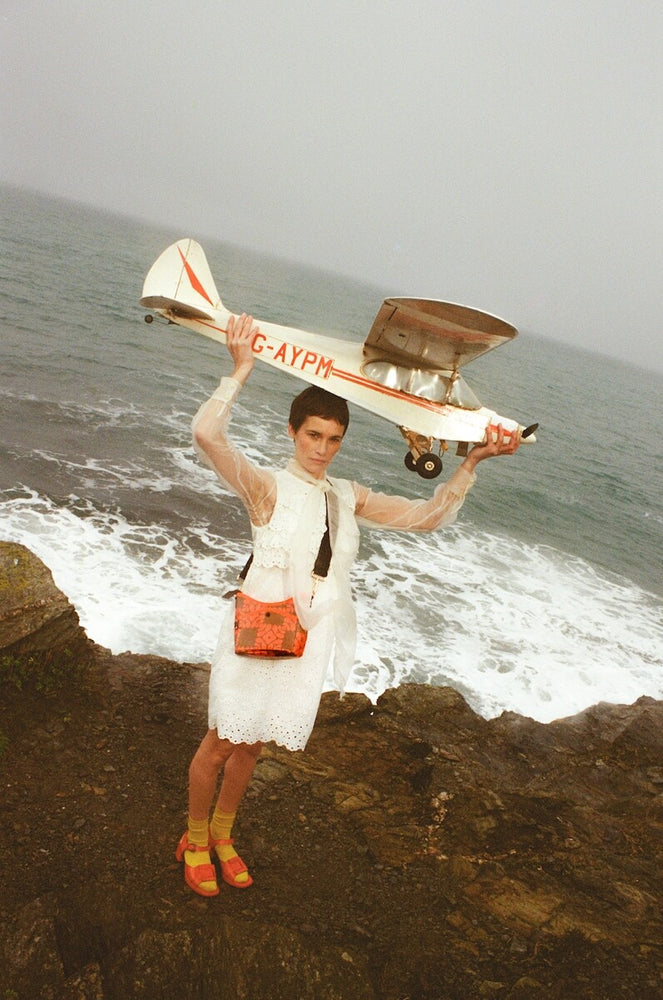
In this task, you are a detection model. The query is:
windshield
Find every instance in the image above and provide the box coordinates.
[362,360,482,409]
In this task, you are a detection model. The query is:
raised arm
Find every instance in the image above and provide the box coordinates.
[192,314,276,526]
[353,424,520,531]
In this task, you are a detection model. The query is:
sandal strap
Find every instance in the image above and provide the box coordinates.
[209,836,234,847]
[221,854,248,878]
[177,831,209,854]
[190,862,216,882]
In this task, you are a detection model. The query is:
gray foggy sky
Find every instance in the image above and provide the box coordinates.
[2,1,662,371]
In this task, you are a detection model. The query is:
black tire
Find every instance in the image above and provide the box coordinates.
[404,452,417,472]
[416,452,442,479]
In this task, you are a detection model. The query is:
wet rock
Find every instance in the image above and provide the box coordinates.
[0,541,90,685]
[1,548,662,999]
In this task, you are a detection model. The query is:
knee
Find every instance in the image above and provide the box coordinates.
[233,741,263,765]
[191,731,234,772]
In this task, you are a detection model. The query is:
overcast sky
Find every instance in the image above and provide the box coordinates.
[2,1,662,371]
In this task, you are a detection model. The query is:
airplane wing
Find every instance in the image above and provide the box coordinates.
[364,297,517,370]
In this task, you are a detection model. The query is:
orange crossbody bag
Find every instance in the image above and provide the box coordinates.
[231,498,331,658]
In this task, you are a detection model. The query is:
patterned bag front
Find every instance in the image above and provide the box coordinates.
[234,592,308,658]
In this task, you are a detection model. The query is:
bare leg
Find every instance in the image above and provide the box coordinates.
[216,741,262,813]
[187,729,236,820]
[182,730,262,891]
[206,740,262,888]
[188,730,262,820]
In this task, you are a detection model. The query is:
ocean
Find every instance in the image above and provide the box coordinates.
[1,186,661,722]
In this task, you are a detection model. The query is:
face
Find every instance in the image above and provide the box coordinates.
[288,415,345,479]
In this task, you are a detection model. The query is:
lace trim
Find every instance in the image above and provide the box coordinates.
[251,472,327,570]
[209,716,314,753]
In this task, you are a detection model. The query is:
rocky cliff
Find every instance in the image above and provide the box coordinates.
[1,542,661,999]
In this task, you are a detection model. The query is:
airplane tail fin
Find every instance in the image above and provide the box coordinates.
[140,239,222,320]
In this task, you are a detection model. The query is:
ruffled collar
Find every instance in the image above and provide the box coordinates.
[286,458,332,491]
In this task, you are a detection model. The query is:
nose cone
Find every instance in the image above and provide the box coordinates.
[520,422,539,442]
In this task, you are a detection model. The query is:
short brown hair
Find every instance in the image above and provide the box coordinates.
[288,386,349,433]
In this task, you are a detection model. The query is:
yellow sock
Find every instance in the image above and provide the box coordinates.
[210,809,249,884]
[185,815,213,871]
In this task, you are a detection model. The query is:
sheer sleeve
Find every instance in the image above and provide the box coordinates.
[352,465,476,532]
[191,377,276,526]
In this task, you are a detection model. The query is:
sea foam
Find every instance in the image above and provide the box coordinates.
[4,490,661,723]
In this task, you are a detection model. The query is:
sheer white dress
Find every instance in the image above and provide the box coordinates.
[192,377,476,751]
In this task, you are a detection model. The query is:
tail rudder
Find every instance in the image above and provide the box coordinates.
[140,239,222,319]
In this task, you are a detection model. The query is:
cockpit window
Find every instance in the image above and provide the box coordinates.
[362,360,482,409]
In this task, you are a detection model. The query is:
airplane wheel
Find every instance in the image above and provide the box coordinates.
[404,452,417,472]
[416,453,442,479]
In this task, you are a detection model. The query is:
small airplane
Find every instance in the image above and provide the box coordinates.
[140,239,537,478]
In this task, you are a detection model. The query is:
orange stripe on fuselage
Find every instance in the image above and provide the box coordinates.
[195,317,452,417]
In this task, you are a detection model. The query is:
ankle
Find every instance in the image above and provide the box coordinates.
[209,809,236,843]
[187,814,209,846]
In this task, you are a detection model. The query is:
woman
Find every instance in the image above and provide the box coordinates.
[176,313,520,897]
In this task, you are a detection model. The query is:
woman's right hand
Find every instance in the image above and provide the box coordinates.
[226,313,259,384]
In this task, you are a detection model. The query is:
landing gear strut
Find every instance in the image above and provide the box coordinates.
[400,429,445,479]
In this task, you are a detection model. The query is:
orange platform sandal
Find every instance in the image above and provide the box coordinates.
[209,835,253,889]
[175,832,219,897]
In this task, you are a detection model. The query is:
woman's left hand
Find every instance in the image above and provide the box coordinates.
[462,424,521,472]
